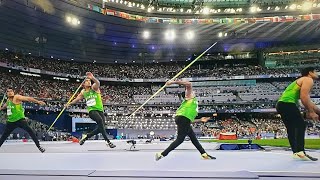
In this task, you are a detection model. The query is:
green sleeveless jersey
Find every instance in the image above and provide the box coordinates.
[176,97,198,122]
[7,100,25,122]
[278,80,300,104]
[82,89,104,112]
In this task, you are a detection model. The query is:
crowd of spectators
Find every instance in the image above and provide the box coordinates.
[1,50,319,79]
[0,50,320,139]
[200,116,320,139]
[0,70,319,112]
[68,113,320,137]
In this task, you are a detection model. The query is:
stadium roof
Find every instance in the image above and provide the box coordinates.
[0,0,319,63]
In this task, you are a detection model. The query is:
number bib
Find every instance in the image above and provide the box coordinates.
[7,108,12,115]
[86,99,96,107]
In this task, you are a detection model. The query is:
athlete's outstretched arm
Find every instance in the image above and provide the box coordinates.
[66,91,84,107]
[15,95,45,105]
[192,117,211,124]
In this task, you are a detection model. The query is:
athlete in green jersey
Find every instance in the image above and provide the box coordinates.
[0,87,46,153]
[66,72,116,148]
[276,67,319,161]
[156,80,215,161]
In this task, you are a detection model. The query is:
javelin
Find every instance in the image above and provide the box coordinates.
[0,94,6,108]
[128,42,218,117]
[47,79,86,132]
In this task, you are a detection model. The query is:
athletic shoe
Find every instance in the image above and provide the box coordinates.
[155,152,164,161]
[201,153,216,160]
[38,146,46,153]
[293,151,318,161]
[305,153,318,161]
[106,142,116,148]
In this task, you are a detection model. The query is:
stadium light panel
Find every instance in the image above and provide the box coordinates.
[289,4,297,10]
[302,1,312,11]
[142,31,150,39]
[71,18,78,25]
[186,31,194,40]
[66,16,72,23]
[203,7,210,14]
[249,6,257,13]
[165,30,176,41]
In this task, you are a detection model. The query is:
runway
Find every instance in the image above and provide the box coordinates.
[0,140,319,180]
